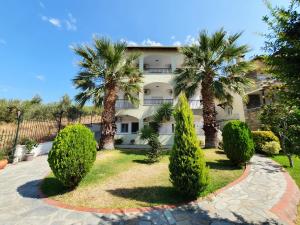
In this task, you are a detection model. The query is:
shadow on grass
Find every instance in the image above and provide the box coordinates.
[215,150,225,155]
[107,186,190,205]
[118,148,148,156]
[132,159,152,164]
[40,177,70,197]
[206,159,243,170]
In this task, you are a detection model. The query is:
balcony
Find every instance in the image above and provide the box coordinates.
[144,68,172,74]
[144,99,173,106]
[189,100,202,109]
[115,100,136,109]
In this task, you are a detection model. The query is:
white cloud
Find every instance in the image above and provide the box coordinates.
[41,13,77,31]
[49,18,61,27]
[185,35,197,45]
[173,41,181,46]
[39,1,45,8]
[120,38,163,47]
[65,13,77,31]
[171,35,175,40]
[36,75,45,81]
[120,38,138,46]
[0,39,6,45]
[41,15,61,27]
[141,38,162,46]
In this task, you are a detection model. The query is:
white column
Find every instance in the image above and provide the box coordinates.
[139,87,144,107]
[171,55,177,73]
[139,56,144,73]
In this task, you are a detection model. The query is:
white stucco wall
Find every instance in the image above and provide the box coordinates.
[14,141,53,162]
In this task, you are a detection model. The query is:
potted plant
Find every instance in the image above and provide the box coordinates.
[24,138,38,161]
[0,149,8,170]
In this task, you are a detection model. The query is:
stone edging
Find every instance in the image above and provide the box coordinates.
[270,165,300,225]
[38,163,251,214]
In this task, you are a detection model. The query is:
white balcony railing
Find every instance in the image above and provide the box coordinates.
[144,68,172,74]
[116,99,202,109]
[189,100,202,109]
[115,100,136,109]
[144,99,173,105]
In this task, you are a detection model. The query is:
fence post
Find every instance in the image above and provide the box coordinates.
[12,110,22,163]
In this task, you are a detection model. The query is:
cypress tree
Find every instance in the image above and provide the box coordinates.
[169,94,209,198]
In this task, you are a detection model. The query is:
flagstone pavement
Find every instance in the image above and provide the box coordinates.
[0,154,299,225]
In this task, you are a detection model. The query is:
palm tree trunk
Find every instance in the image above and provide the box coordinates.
[100,83,117,150]
[201,74,218,148]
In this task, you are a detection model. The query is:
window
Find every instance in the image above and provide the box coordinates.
[121,123,129,133]
[247,94,261,109]
[226,106,233,115]
[131,122,139,133]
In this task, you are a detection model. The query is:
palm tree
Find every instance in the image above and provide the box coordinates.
[73,37,142,150]
[174,29,252,148]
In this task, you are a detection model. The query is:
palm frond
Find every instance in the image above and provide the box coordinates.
[153,103,174,124]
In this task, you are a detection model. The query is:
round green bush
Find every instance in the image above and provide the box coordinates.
[48,124,97,188]
[251,131,280,153]
[261,141,281,155]
[222,120,255,166]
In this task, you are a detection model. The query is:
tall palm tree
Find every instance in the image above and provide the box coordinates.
[174,29,252,148]
[73,37,142,150]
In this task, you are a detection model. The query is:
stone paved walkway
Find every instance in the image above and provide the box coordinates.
[0,155,297,225]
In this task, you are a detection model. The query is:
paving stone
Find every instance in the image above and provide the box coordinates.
[0,155,292,225]
[176,220,192,225]
[163,210,176,225]
[172,211,191,221]
[138,220,152,225]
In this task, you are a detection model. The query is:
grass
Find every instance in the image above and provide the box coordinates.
[41,148,243,209]
[271,154,300,225]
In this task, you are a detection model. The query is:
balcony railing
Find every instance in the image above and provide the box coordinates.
[144,68,172,74]
[144,99,173,105]
[115,100,136,109]
[189,100,202,109]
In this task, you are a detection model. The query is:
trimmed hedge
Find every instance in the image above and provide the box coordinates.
[48,124,97,188]
[252,131,280,153]
[169,94,209,198]
[222,120,255,166]
[262,141,281,155]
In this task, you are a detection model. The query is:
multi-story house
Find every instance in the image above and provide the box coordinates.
[114,46,246,146]
[244,57,279,130]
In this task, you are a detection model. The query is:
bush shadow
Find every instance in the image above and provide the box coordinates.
[206,159,243,171]
[107,186,189,205]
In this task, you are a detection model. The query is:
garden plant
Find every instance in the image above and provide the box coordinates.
[222,120,255,166]
[174,29,252,148]
[48,124,97,188]
[169,94,209,198]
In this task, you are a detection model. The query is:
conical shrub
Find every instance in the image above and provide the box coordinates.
[169,94,209,198]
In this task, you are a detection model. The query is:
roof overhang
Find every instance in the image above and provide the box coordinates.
[126,46,179,52]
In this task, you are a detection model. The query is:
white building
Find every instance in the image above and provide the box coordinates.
[115,46,245,146]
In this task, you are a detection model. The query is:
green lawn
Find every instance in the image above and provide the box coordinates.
[272,155,300,187]
[41,148,243,208]
[271,155,300,225]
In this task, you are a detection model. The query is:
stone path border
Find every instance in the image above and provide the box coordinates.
[39,163,251,214]
[271,165,300,225]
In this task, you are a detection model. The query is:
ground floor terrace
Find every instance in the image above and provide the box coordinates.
[114,114,208,146]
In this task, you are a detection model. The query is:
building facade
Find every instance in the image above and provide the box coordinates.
[244,58,279,130]
[115,46,246,146]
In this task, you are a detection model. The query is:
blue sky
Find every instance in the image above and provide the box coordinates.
[0,0,288,103]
